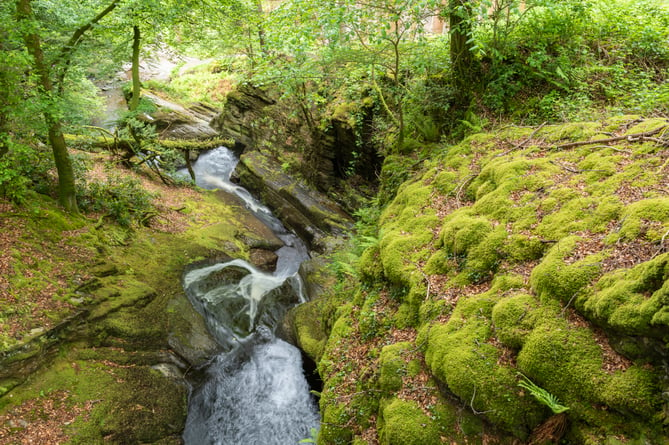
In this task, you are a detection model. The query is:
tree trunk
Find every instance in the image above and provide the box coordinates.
[391,35,405,149]
[449,0,475,110]
[16,0,79,213]
[129,25,141,111]
[255,0,268,55]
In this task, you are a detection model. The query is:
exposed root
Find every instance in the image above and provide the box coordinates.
[527,412,568,445]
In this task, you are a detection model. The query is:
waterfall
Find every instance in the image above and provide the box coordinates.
[180,147,319,445]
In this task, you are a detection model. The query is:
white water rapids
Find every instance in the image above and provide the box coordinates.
[179,148,320,445]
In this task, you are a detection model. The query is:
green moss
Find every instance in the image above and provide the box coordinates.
[622,118,668,136]
[536,194,622,239]
[579,254,669,336]
[424,249,454,275]
[378,399,443,445]
[530,236,605,303]
[377,154,416,206]
[87,277,156,320]
[516,320,605,408]
[378,181,439,285]
[578,152,618,180]
[606,198,669,243]
[438,212,491,254]
[601,365,661,418]
[601,115,643,132]
[422,290,541,438]
[393,302,419,328]
[503,234,546,262]
[319,402,353,445]
[541,122,602,142]
[491,294,540,349]
[292,300,328,362]
[378,342,412,393]
[464,226,508,283]
[418,298,453,324]
[358,245,384,282]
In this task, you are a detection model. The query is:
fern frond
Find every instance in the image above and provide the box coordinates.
[519,375,570,414]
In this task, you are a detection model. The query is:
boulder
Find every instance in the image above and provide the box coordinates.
[235,151,354,251]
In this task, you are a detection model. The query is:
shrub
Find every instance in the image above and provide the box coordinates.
[78,172,156,227]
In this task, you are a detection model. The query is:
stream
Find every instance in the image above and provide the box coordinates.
[179,148,320,444]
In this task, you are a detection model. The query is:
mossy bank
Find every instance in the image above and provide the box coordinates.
[0,159,283,443]
[293,117,669,444]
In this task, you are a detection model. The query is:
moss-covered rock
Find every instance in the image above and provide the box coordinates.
[291,299,328,362]
[579,254,669,338]
[378,342,412,393]
[378,399,443,445]
[530,236,605,303]
[313,118,669,444]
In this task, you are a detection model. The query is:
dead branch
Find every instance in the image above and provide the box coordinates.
[549,160,609,174]
[495,121,547,157]
[650,228,669,260]
[550,125,668,150]
[455,173,478,207]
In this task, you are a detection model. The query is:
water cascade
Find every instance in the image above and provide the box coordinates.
[180,148,319,444]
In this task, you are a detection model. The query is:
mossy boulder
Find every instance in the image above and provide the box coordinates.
[421,288,541,438]
[378,342,412,393]
[491,293,541,349]
[530,236,605,303]
[378,399,443,445]
[290,299,328,362]
[579,254,669,340]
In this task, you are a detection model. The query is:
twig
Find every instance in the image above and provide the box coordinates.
[549,160,580,173]
[495,121,547,157]
[642,137,669,147]
[650,228,669,260]
[455,173,478,207]
[559,293,578,317]
[470,386,493,415]
[549,160,609,174]
[586,145,634,154]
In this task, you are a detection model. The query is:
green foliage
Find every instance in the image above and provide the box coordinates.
[0,138,59,203]
[471,0,669,121]
[78,171,156,227]
[518,375,569,414]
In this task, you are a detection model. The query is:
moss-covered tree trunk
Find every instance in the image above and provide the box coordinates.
[16,0,79,213]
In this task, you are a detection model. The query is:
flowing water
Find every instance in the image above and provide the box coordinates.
[180,148,320,445]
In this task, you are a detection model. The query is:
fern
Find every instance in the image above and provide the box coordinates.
[518,375,569,414]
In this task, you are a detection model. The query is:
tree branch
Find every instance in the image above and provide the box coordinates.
[548,125,668,150]
[55,0,122,93]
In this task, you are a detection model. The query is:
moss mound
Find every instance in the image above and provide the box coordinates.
[311,117,669,444]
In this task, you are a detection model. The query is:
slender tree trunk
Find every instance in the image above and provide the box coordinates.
[16,0,79,213]
[391,35,405,149]
[449,0,475,110]
[0,37,9,158]
[129,25,141,111]
[255,0,268,55]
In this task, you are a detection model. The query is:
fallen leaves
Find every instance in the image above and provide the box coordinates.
[0,391,97,445]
